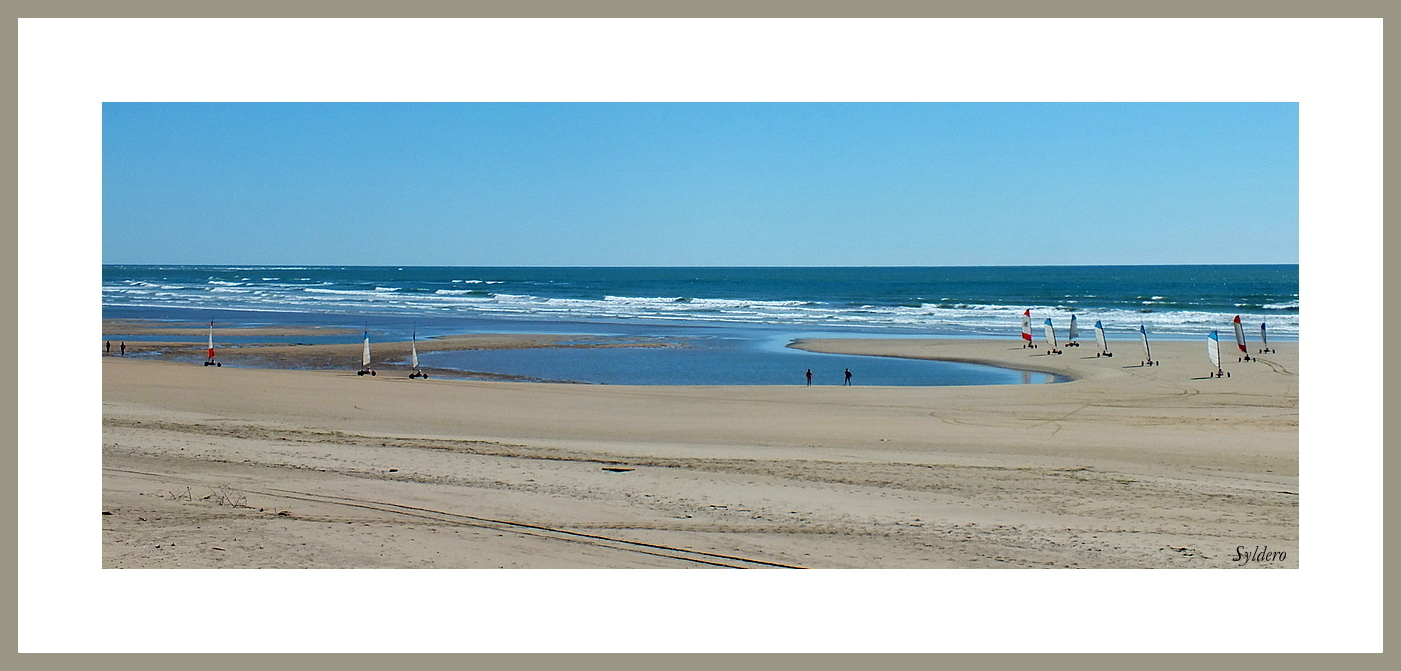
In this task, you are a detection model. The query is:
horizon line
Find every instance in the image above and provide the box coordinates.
[101,262,1302,268]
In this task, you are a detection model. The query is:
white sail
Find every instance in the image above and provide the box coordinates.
[1068,314,1079,341]
[411,329,419,369]
[1260,321,1268,346]
[362,332,371,367]
[1021,309,1032,344]
[1208,330,1221,369]
[1139,324,1151,361]
[1094,320,1109,354]
[1043,318,1058,349]
[1232,315,1247,354]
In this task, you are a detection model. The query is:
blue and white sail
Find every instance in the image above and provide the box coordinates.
[1260,321,1268,348]
[1139,324,1152,361]
[1094,320,1109,355]
[1043,318,1058,350]
[411,328,420,370]
[362,331,372,368]
[1068,314,1079,343]
[1208,330,1221,370]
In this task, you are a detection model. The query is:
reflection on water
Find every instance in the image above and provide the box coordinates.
[421,339,1065,387]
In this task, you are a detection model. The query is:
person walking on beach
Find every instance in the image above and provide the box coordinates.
[805,368,813,386]
[844,368,852,386]
[105,340,111,354]
[120,341,126,356]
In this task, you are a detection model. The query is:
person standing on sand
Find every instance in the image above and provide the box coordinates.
[105,341,111,354]
[844,368,852,386]
[120,341,126,356]
[805,369,813,386]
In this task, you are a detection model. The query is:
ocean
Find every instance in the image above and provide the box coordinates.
[103,265,1298,337]
[102,264,1297,385]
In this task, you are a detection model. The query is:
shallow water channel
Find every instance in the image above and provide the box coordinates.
[419,335,1065,386]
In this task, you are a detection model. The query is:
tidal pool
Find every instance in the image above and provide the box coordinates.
[419,337,1066,386]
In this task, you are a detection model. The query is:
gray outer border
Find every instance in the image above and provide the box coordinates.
[5,0,1390,665]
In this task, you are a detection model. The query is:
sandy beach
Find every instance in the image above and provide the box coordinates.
[102,334,1297,569]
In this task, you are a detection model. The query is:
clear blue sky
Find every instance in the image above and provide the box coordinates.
[102,103,1298,266]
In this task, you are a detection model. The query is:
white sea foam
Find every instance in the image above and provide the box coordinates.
[220,266,312,271]
[102,282,1299,338]
[303,288,372,295]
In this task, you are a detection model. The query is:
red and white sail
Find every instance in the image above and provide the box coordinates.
[1232,315,1248,353]
[206,321,216,362]
[1021,309,1032,343]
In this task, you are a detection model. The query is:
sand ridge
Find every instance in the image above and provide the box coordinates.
[104,321,686,377]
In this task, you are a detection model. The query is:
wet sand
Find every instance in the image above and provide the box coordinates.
[104,320,684,377]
